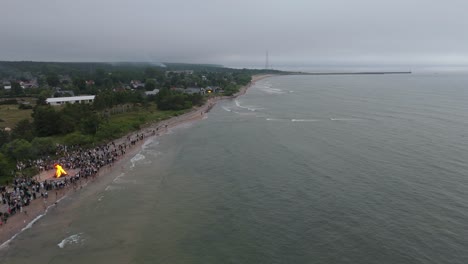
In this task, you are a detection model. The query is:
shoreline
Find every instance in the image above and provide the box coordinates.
[0,74,273,248]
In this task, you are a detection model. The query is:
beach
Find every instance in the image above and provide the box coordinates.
[0,74,272,248]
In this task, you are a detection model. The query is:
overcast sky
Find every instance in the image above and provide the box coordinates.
[2,0,468,68]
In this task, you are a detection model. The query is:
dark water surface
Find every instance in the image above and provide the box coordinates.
[2,74,468,263]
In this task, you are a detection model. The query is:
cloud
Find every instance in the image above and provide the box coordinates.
[2,0,468,67]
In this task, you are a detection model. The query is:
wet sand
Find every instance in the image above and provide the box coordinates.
[0,74,273,247]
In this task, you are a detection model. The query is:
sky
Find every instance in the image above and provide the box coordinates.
[2,0,468,69]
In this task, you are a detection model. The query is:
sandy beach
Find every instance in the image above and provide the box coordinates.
[0,74,273,248]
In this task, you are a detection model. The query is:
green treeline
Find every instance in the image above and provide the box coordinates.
[0,61,284,183]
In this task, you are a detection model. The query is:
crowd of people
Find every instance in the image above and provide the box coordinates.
[0,128,158,227]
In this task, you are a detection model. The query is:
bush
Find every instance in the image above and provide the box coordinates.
[62,132,94,146]
[18,104,33,109]
[31,137,55,155]
[0,99,18,105]
[2,139,36,161]
[95,122,125,142]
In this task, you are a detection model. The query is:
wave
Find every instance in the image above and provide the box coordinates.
[130,153,145,168]
[265,117,362,122]
[142,138,154,150]
[291,119,319,122]
[0,196,68,250]
[266,118,288,121]
[222,106,232,112]
[57,233,85,248]
[234,99,263,111]
[105,185,124,191]
[112,172,136,184]
[330,118,361,121]
[112,172,125,183]
[257,86,285,95]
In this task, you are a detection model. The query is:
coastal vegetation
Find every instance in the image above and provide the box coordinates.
[0,61,282,183]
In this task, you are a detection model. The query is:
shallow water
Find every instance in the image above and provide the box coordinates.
[2,74,468,263]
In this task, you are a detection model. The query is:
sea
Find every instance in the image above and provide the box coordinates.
[2,73,468,263]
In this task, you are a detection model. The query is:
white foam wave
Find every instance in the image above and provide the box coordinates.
[113,172,125,183]
[142,138,154,150]
[105,185,124,191]
[234,100,262,111]
[256,83,271,89]
[330,118,361,121]
[57,233,85,248]
[258,87,285,95]
[0,196,68,249]
[130,153,145,168]
[291,119,318,122]
[222,106,232,112]
[172,122,195,130]
[266,118,290,121]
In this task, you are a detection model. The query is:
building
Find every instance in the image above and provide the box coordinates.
[130,80,145,89]
[144,89,160,96]
[185,87,205,95]
[170,87,205,95]
[46,95,95,106]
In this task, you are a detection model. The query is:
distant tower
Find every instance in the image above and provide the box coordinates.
[265,50,269,70]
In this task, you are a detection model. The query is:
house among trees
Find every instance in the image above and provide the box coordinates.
[185,87,205,95]
[165,70,194,76]
[170,87,205,95]
[144,89,159,96]
[19,79,38,89]
[130,80,145,89]
[2,80,11,90]
[205,86,220,93]
[46,95,95,105]
[54,87,75,97]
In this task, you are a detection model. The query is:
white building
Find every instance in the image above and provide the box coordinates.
[144,89,159,96]
[46,95,95,106]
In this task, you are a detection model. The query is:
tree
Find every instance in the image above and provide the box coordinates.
[0,129,9,147]
[32,105,60,136]
[2,139,35,161]
[11,82,23,95]
[38,75,47,87]
[80,115,100,135]
[31,137,55,156]
[11,119,35,141]
[73,78,86,91]
[145,79,157,91]
[0,153,14,180]
[46,74,60,87]
[36,95,48,106]
[144,67,157,78]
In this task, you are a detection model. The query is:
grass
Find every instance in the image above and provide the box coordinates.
[105,104,187,133]
[114,104,187,123]
[0,104,33,129]
[94,104,188,143]
[52,103,188,145]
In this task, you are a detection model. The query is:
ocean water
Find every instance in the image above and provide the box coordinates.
[2,74,468,263]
